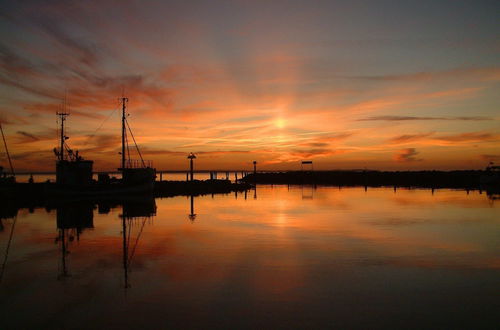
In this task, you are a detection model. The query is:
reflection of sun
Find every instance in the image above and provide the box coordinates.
[275,118,286,129]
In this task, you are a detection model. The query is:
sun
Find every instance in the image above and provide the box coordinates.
[275,118,286,129]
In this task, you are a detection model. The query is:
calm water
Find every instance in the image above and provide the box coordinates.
[1,186,499,329]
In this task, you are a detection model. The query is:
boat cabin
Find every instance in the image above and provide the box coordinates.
[56,159,93,185]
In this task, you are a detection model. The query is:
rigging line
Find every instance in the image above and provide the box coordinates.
[83,107,119,146]
[0,123,15,177]
[127,217,147,266]
[0,216,17,284]
[125,119,146,167]
[125,130,131,167]
[63,143,75,161]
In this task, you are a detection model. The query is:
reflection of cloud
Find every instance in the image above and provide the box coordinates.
[360,256,500,270]
[393,148,422,162]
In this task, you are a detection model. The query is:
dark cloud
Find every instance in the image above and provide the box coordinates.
[22,103,105,119]
[36,20,100,66]
[393,148,422,162]
[388,133,433,144]
[13,128,56,144]
[436,132,498,142]
[0,75,58,100]
[298,132,354,148]
[196,150,250,156]
[140,149,250,156]
[17,131,38,141]
[88,133,120,149]
[0,115,13,125]
[290,148,336,158]
[304,142,329,148]
[388,131,500,144]
[0,43,39,77]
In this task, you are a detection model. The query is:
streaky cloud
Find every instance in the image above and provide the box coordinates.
[388,133,434,144]
[344,67,500,82]
[480,154,500,162]
[358,116,492,122]
[16,131,38,141]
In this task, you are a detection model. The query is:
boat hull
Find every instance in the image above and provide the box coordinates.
[45,181,154,197]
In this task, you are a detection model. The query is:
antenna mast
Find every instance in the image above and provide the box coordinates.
[56,111,69,161]
[121,97,128,170]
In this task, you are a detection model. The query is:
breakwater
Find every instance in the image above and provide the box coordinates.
[0,179,252,203]
[241,170,490,190]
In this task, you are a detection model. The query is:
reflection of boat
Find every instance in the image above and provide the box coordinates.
[50,197,156,282]
[55,201,94,279]
[120,197,156,288]
[48,97,155,196]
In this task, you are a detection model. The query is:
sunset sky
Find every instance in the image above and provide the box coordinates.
[0,0,499,172]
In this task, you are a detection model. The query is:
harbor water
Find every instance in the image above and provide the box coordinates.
[0,186,498,329]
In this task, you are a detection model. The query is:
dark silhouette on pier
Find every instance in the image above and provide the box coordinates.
[241,170,498,192]
[188,153,196,181]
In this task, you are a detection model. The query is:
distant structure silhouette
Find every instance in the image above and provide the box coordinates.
[301,160,313,171]
[188,153,196,181]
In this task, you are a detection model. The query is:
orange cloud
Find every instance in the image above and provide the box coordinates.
[393,148,422,162]
[387,131,500,146]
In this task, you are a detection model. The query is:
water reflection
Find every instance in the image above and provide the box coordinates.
[487,191,499,201]
[0,216,16,284]
[50,198,157,286]
[120,198,156,288]
[0,187,498,328]
[301,185,314,199]
[188,195,196,222]
[55,202,94,279]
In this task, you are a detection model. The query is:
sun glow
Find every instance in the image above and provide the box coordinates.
[275,118,286,129]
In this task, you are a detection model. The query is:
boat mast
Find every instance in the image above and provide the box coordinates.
[121,97,128,170]
[56,111,69,161]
